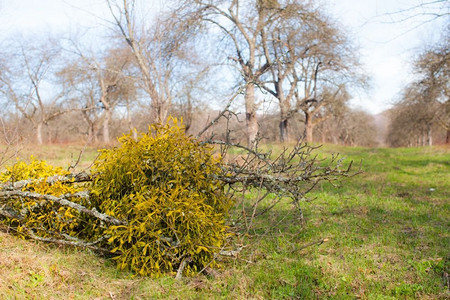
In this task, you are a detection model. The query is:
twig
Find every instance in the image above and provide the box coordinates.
[290,238,329,253]
[23,227,112,254]
[175,256,192,280]
[219,246,243,258]
[196,86,245,138]
[0,205,24,220]
[202,139,268,160]
[68,143,90,172]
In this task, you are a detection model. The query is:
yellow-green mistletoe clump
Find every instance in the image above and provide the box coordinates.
[0,120,234,278]
[0,157,84,238]
[90,119,233,277]
[0,156,68,183]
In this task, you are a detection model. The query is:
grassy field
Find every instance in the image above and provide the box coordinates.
[0,144,449,299]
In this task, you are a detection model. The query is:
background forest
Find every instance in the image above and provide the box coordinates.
[0,0,448,148]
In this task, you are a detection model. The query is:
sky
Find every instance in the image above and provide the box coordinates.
[328,0,448,114]
[0,0,448,115]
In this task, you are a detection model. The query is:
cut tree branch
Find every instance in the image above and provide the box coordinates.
[0,190,126,226]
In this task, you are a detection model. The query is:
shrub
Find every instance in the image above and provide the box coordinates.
[0,157,84,239]
[89,119,233,276]
[0,120,233,277]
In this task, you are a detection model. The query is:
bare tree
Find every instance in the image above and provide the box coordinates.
[60,43,135,144]
[106,0,195,124]
[0,37,71,145]
[414,33,450,143]
[387,84,445,147]
[0,116,22,168]
[177,0,289,146]
[170,66,212,133]
[299,85,351,143]
[260,2,364,143]
[317,105,377,146]
[388,29,449,146]
[259,1,312,142]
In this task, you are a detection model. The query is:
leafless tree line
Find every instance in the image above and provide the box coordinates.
[387,28,449,147]
[0,0,377,147]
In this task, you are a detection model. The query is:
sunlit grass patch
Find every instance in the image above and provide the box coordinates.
[0,144,448,298]
[0,144,99,172]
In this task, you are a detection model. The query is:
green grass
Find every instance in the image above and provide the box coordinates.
[0,144,449,299]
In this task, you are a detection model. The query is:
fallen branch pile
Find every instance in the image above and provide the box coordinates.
[0,125,358,277]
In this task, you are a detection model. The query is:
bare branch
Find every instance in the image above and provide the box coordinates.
[0,190,126,226]
[0,172,92,192]
[196,85,245,138]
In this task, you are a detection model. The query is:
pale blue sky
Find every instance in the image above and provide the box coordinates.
[1,0,448,114]
[329,0,448,114]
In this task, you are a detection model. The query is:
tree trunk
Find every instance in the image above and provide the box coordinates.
[321,128,326,144]
[279,119,288,143]
[103,109,111,144]
[151,98,169,125]
[87,125,94,142]
[332,134,338,144]
[279,98,289,143]
[304,112,313,143]
[184,96,193,133]
[126,100,138,140]
[446,129,450,144]
[245,84,258,147]
[36,122,43,145]
[427,125,432,146]
[277,82,290,143]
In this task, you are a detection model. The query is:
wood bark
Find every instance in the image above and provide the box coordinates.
[245,84,258,147]
[304,111,313,143]
[36,122,44,145]
[102,107,111,144]
[0,190,126,226]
